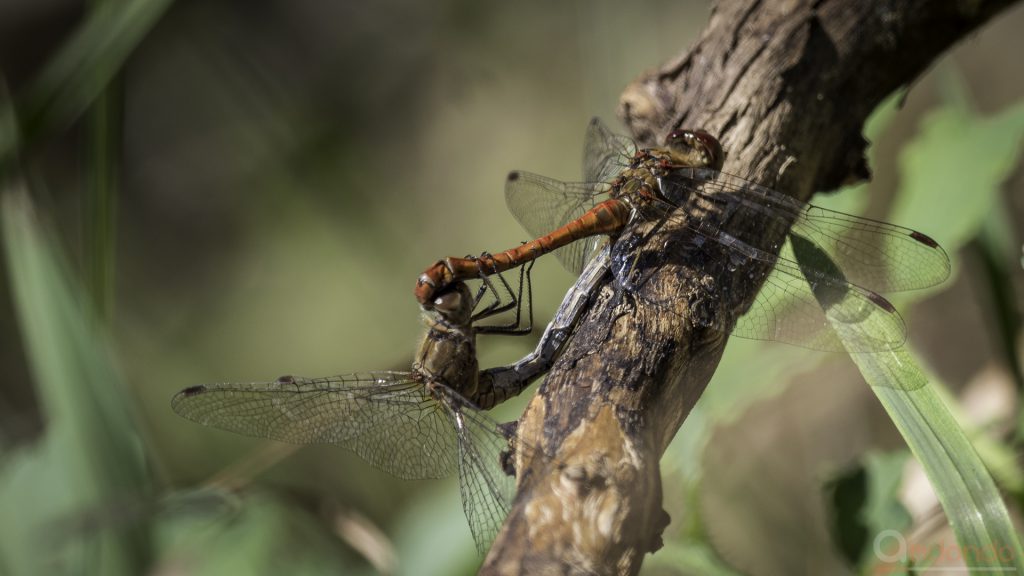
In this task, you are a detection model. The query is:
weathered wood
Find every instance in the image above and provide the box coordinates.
[481,0,1020,574]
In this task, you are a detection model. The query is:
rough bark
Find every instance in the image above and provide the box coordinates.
[481,0,1020,574]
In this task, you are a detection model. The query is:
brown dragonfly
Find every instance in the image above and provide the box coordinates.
[415,118,951,352]
[172,264,541,554]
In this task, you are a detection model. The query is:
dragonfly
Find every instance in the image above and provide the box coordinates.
[172,264,546,554]
[415,118,951,352]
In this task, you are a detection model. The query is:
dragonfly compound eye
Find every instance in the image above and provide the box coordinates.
[665,128,724,170]
[431,282,474,323]
[691,129,724,170]
[665,129,691,151]
[433,291,462,312]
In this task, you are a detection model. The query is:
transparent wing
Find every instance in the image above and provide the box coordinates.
[171,372,459,479]
[441,393,518,555]
[504,170,610,275]
[659,167,951,293]
[615,216,907,352]
[730,250,906,352]
[582,117,635,183]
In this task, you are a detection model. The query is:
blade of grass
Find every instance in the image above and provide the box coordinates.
[16,0,172,147]
[850,346,1024,572]
[0,185,151,575]
[84,49,121,322]
[0,79,17,165]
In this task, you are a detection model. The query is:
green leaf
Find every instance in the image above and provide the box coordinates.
[859,451,914,546]
[824,451,913,566]
[892,72,1024,252]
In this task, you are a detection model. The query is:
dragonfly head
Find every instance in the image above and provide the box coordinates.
[426,281,474,326]
[664,129,724,171]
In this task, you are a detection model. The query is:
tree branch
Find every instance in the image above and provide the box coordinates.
[482,0,1019,574]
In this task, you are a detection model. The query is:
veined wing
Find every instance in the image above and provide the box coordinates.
[433,386,519,555]
[614,210,908,353]
[659,167,951,293]
[583,117,635,184]
[435,386,561,555]
[730,242,907,353]
[504,170,610,275]
[171,372,459,479]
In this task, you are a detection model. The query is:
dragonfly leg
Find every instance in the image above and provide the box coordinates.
[474,259,534,335]
[471,254,514,319]
[474,272,507,318]
[471,262,493,310]
[471,252,529,321]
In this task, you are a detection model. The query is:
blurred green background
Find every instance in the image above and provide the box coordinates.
[1,1,1023,574]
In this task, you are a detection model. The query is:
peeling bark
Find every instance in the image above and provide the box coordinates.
[481,0,1020,574]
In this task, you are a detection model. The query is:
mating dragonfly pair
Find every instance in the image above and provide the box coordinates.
[173,118,951,553]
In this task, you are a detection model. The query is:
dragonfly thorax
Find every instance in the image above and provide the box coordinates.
[413,319,479,401]
[612,151,677,211]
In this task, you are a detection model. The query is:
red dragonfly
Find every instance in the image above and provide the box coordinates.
[415,118,950,352]
[172,265,540,554]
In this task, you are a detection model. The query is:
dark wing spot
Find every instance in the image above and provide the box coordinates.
[507,171,520,182]
[179,385,208,397]
[909,230,940,249]
[867,291,897,314]
[275,375,296,384]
